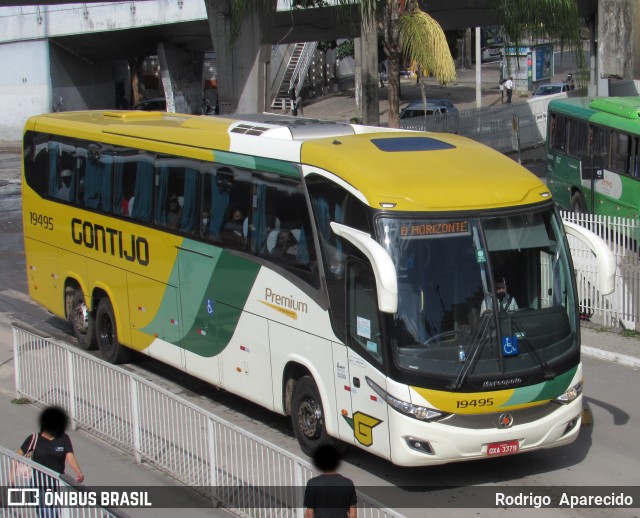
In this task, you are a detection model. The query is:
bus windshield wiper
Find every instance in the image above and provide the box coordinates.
[511,320,556,379]
[448,310,493,391]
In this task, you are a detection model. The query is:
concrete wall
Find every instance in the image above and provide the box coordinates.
[0,39,50,141]
[49,44,115,111]
[0,2,208,43]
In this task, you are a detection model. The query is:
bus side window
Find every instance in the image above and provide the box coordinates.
[590,126,610,167]
[568,119,588,159]
[23,131,49,197]
[77,145,112,211]
[49,140,76,202]
[154,159,198,233]
[610,131,631,176]
[551,115,567,152]
[256,174,319,287]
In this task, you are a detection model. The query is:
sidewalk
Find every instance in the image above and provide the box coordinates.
[0,319,235,518]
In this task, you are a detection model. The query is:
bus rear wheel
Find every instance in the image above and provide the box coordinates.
[67,287,96,350]
[291,376,342,456]
[96,297,130,364]
[571,191,585,214]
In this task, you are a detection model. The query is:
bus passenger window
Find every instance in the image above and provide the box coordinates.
[611,131,631,175]
[49,141,76,202]
[551,115,567,152]
[77,145,112,211]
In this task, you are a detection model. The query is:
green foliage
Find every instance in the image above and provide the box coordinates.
[399,9,456,85]
[488,0,586,70]
[335,39,355,60]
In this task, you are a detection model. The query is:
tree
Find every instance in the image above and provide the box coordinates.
[229,0,585,126]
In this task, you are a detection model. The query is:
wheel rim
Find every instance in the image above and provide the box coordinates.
[297,396,323,440]
[72,301,90,336]
[99,314,114,349]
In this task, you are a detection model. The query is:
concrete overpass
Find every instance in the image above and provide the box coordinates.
[0,0,638,138]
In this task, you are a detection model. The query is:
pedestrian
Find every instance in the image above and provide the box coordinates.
[11,406,84,517]
[304,444,357,518]
[12,406,84,483]
[504,76,513,104]
[289,86,298,116]
[499,79,505,103]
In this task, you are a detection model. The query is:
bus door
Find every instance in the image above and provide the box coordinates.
[177,242,220,379]
[344,260,391,458]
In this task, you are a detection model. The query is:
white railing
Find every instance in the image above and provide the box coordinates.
[0,444,128,517]
[11,323,405,518]
[561,211,640,330]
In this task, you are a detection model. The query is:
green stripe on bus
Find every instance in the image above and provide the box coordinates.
[504,366,577,407]
[213,150,299,178]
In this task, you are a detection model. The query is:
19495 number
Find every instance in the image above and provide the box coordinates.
[456,398,494,409]
[29,212,54,230]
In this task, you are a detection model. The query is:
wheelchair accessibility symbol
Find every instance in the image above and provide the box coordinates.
[502,336,519,356]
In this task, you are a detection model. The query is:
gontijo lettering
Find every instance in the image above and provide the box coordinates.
[71,218,149,266]
[400,221,469,237]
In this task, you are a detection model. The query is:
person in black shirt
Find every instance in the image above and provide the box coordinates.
[304,444,357,518]
[16,406,84,481]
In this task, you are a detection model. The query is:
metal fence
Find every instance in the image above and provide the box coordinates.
[400,94,557,153]
[10,323,405,518]
[0,445,126,518]
[561,211,640,330]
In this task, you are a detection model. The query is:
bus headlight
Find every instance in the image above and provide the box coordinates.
[366,377,450,422]
[553,380,583,404]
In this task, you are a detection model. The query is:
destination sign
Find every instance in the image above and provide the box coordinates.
[400,221,469,238]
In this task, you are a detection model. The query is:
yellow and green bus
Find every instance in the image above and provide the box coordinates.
[546,96,640,216]
[22,110,614,466]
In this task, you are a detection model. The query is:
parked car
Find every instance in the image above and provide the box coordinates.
[532,83,569,96]
[481,45,503,63]
[133,97,167,111]
[399,99,457,119]
[399,99,459,133]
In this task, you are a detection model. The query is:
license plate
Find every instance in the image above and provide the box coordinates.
[486,440,520,456]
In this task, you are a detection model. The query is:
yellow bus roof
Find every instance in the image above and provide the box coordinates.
[25,111,549,212]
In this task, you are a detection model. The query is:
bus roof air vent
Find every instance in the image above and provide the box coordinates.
[230,123,273,136]
[103,111,164,121]
[371,136,456,152]
[589,97,640,119]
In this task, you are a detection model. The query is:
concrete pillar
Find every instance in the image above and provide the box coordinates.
[359,3,379,126]
[597,0,639,95]
[204,0,270,114]
[157,42,204,115]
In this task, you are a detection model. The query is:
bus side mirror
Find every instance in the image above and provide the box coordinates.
[330,222,398,313]
[563,221,616,295]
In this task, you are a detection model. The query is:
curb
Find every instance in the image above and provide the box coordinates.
[582,345,640,369]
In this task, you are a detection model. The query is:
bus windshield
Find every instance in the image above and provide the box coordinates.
[376,208,578,381]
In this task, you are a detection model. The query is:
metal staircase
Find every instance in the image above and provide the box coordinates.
[271,42,317,111]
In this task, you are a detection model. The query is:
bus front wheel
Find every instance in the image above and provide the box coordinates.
[291,376,336,456]
[96,297,130,364]
[67,287,96,350]
[571,191,585,214]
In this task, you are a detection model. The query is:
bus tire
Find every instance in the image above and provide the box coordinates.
[95,297,131,364]
[571,191,584,214]
[291,376,342,456]
[68,287,96,350]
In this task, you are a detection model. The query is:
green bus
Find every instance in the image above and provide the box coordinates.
[546,96,640,217]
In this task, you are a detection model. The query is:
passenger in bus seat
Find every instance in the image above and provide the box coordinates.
[270,229,299,260]
[55,169,73,200]
[223,208,246,236]
[167,196,182,229]
[200,210,211,236]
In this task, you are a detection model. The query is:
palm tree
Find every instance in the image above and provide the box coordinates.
[228,0,585,127]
